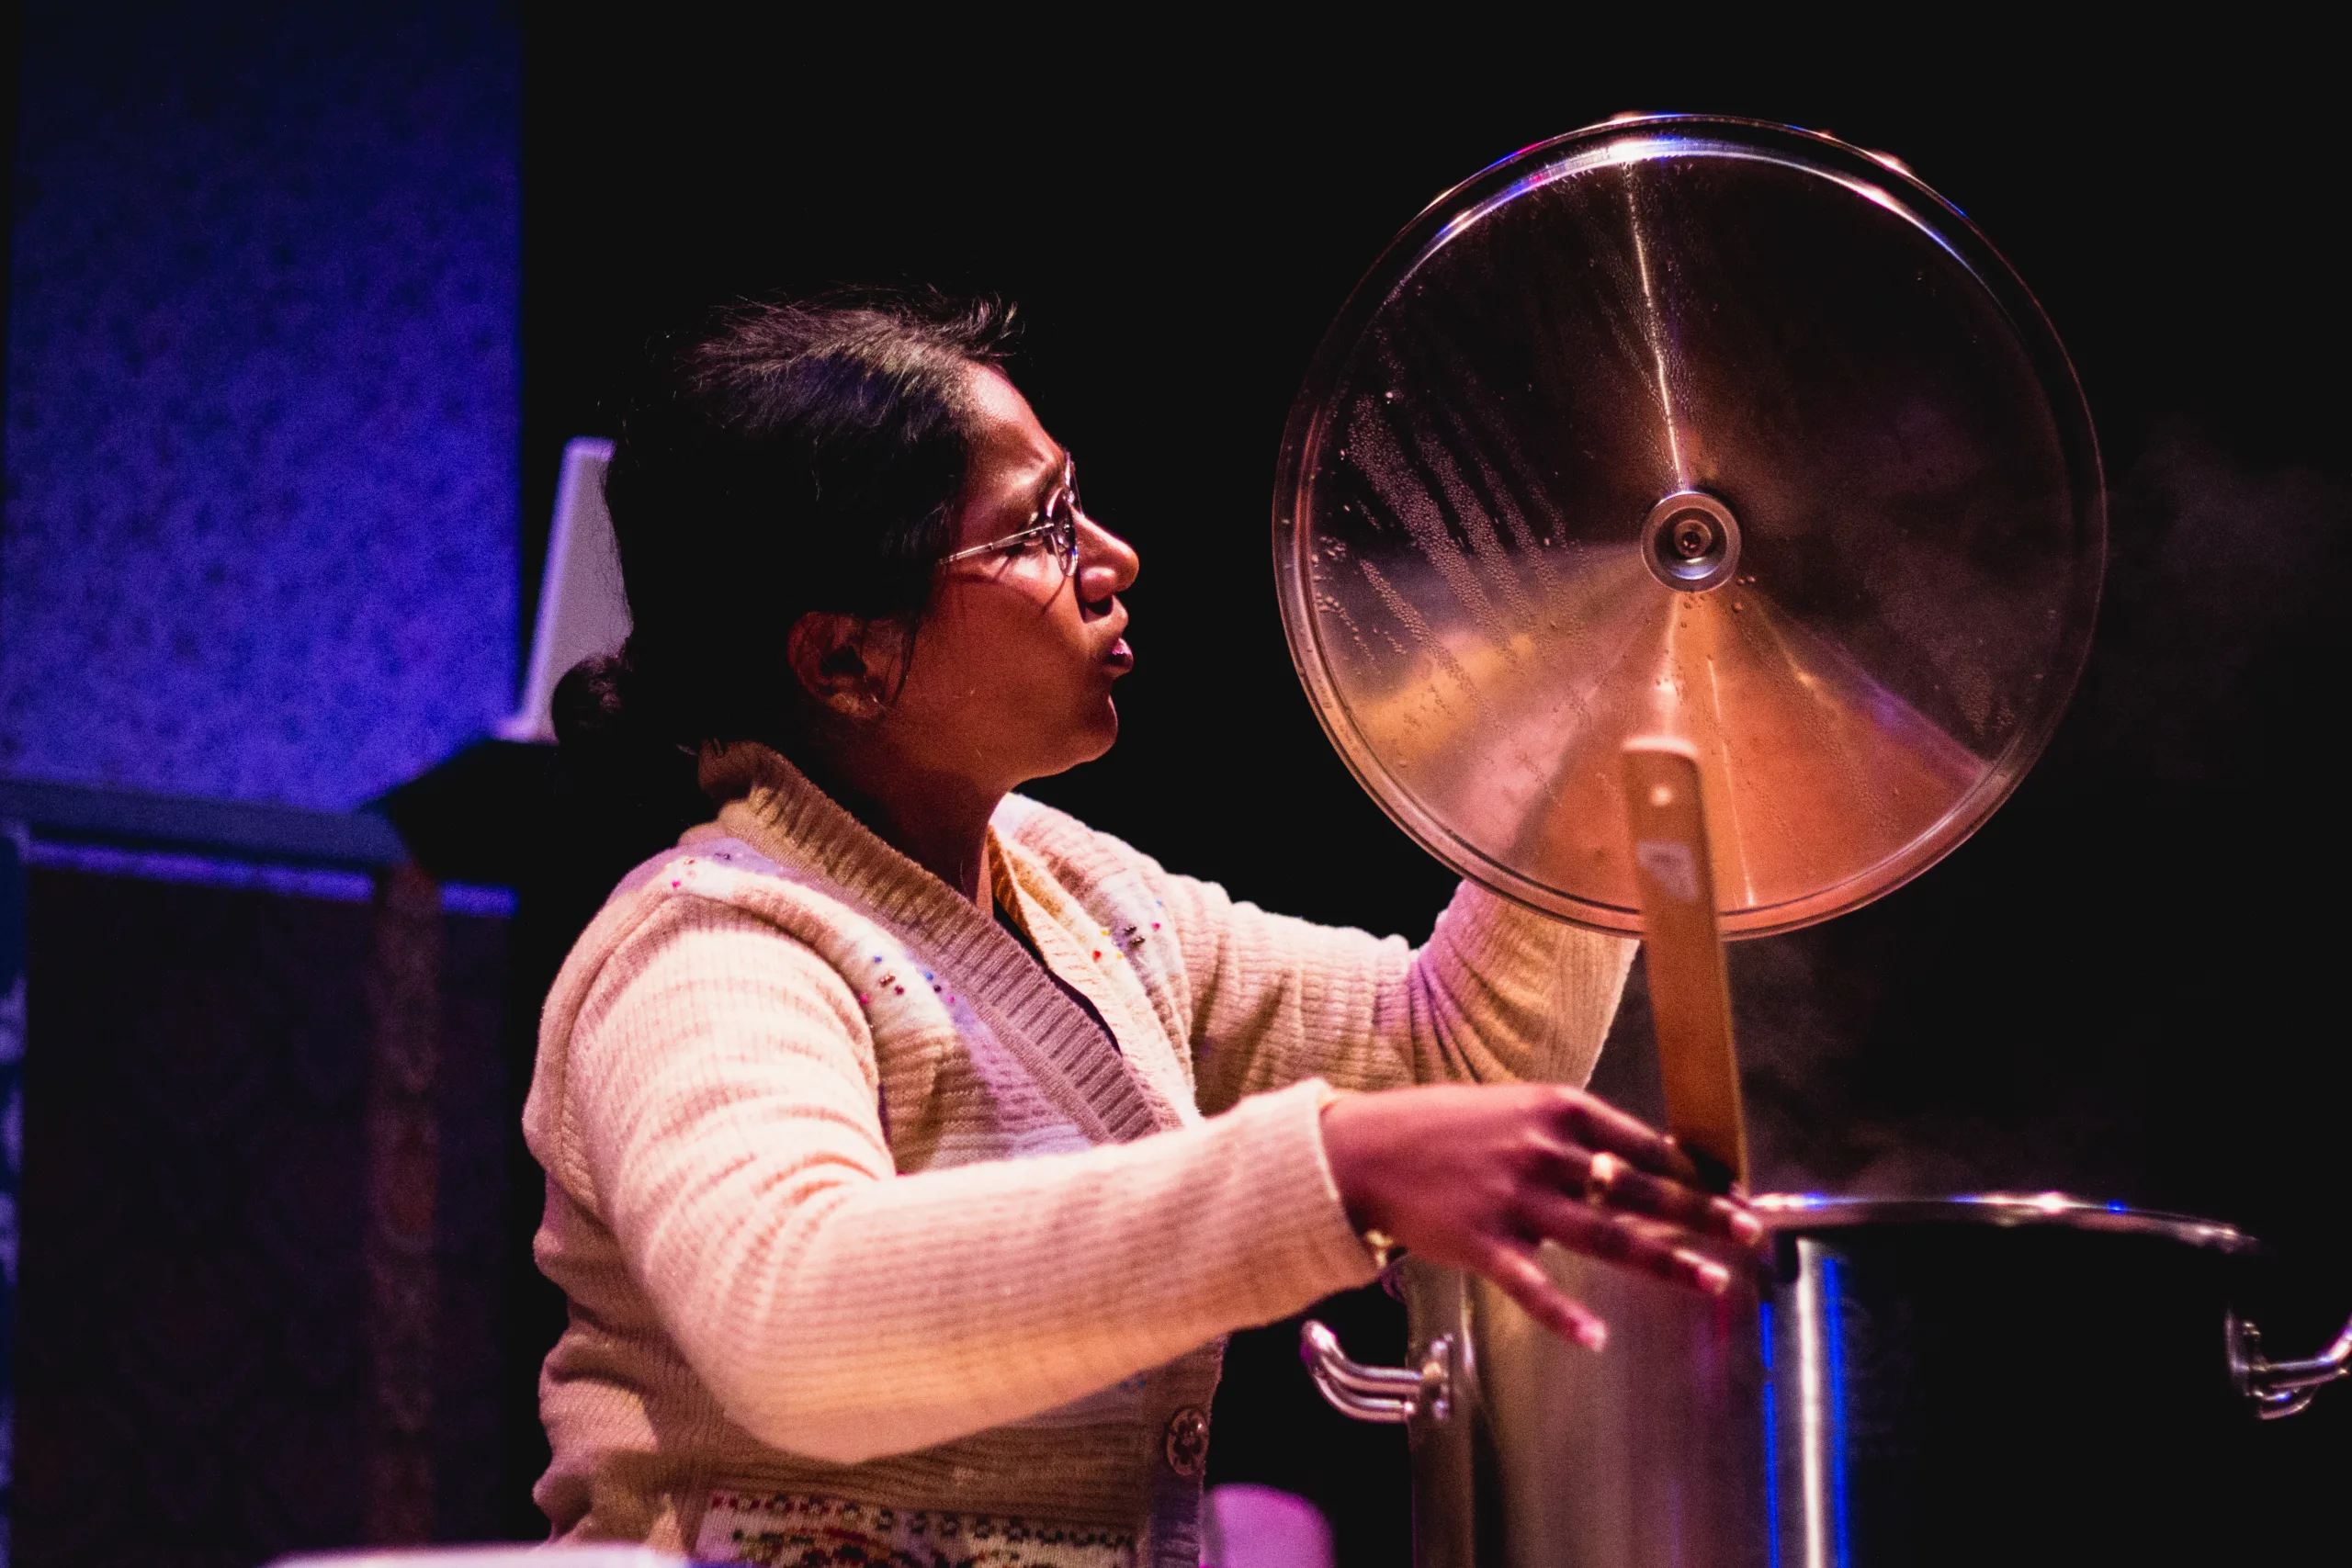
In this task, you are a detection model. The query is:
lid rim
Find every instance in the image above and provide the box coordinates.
[1271,113,2107,939]
[1755,1192,2257,1253]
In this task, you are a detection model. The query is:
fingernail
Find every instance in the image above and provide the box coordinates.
[1728,1209,1764,1245]
[1577,1319,1609,1352]
[1678,1249,1732,1295]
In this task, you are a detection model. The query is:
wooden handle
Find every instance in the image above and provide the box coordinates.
[1621,739,1749,1191]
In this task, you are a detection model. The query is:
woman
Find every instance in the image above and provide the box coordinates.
[527,296,1758,1567]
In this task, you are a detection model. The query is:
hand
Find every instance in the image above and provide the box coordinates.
[1318,1083,1765,1350]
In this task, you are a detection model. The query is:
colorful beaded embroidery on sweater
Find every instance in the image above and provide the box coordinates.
[696,1490,1137,1568]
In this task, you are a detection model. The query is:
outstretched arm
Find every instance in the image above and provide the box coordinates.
[549,890,1753,1467]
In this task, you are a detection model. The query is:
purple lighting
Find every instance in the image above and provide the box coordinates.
[2,2,521,810]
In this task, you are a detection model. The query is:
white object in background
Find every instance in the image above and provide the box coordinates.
[497,436,630,744]
[267,1548,684,1567]
[1201,1483,1335,1568]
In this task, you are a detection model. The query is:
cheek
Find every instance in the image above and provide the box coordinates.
[903,604,994,699]
[904,589,1086,718]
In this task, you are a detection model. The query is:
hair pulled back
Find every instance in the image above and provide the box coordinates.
[553,293,1014,841]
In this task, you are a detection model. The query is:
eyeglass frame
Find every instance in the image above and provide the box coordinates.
[938,453,1083,578]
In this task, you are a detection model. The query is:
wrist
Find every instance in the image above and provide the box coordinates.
[1317,1092,1392,1263]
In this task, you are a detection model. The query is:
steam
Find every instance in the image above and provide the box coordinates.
[1588,424,2348,1200]
[2065,422,2346,788]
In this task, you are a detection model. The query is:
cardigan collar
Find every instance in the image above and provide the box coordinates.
[698,741,1169,1143]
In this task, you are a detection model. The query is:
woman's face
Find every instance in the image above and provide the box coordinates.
[871,367,1140,793]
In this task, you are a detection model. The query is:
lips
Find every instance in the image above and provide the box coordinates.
[1104,637,1134,672]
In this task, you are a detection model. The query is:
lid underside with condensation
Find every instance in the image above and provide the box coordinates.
[1273,116,2105,938]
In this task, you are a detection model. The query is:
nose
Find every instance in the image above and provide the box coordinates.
[1073,513,1139,606]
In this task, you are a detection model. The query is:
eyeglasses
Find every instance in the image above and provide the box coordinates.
[939,454,1083,578]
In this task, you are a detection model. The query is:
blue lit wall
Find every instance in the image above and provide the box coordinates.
[1,2,520,810]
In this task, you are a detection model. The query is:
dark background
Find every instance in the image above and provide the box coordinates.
[513,34,2350,1563]
[15,869,514,1563]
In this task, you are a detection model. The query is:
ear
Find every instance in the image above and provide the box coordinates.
[786,611,907,719]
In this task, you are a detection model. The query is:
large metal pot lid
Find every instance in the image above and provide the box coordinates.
[1273,116,2104,936]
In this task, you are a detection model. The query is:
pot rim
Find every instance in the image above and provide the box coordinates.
[1753,1190,2258,1253]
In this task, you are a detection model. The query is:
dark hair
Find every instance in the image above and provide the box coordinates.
[552,292,1016,852]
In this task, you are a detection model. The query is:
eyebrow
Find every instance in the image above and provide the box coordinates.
[1012,449,1068,517]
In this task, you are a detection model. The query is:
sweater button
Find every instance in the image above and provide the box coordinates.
[1163,1404,1211,1478]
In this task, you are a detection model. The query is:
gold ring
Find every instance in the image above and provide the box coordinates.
[1586,1152,1620,1205]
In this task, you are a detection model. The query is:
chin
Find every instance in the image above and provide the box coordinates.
[1037,705,1120,778]
[1074,711,1120,764]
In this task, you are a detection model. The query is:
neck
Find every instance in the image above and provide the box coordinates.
[797,748,1002,906]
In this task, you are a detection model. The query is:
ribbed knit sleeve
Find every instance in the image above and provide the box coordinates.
[559,894,1378,1468]
[1006,809,1635,1116]
[1171,877,1634,1114]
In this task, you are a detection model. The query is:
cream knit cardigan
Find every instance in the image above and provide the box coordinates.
[523,743,1633,1562]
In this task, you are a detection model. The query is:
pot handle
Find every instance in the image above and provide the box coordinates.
[2230,1310,2352,1419]
[1299,1321,1453,1424]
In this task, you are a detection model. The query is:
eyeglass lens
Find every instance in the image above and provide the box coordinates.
[1051,465,1081,572]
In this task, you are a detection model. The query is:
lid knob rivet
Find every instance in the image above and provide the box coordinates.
[1643,491,1743,592]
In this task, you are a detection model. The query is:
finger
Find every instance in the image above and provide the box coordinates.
[1546,1090,1702,1184]
[1524,1199,1736,1297]
[1575,1153,1764,1247]
[1473,1240,1609,1350]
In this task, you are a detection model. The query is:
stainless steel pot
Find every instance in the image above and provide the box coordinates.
[1304,1194,2350,1567]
